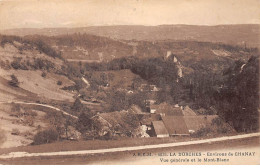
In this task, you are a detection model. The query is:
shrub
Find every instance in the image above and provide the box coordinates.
[211,117,223,126]
[76,112,92,133]
[41,72,47,78]
[191,127,212,138]
[0,129,6,145]
[33,129,59,145]
[10,58,28,70]
[8,74,19,87]
[217,127,228,134]
[11,128,20,135]
[71,98,83,112]
[57,80,62,85]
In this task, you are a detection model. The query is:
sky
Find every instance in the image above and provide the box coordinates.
[0,0,259,30]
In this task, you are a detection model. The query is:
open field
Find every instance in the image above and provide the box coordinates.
[0,69,75,102]
[0,103,48,148]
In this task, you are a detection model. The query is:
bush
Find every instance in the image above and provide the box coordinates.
[191,127,212,138]
[0,129,6,144]
[33,129,59,145]
[76,112,92,133]
[211,117,223,126]
[71,98,83,112]
[217,127,228,134]
[41,72,47,78]
[11,128,20,135]
[9,74,19,87]
[57,80,62,85]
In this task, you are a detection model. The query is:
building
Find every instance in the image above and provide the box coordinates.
[162,116,189,136]
[152,121,169,138]
[150,104,159,114]
[182,106,197,116]
[151,115,220,137]
[149,102,183,116]
[183,115,218,133]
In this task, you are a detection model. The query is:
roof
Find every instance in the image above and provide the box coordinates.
[152,121,169,135]
[153,102,183,116]
[129,105,143,114]
[183,115,218,131]
[141,114,161,125]
[162,116,189,135]
[182,106,197,116]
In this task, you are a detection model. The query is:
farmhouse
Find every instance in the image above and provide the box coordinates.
[161,116,189,136]
[182,106,197,116]
[149,102,183,116]
[151,115,222,137]
[152,121,169,138]
[183,115,218,133]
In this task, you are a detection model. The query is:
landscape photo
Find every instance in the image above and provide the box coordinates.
[0,0,259,165]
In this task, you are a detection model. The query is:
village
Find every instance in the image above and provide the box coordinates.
[83,52,234,139]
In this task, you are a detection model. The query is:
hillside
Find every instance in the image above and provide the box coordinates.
[0,32,258,150]
[1,24,259,48]
[23,34,133,62]
[216,56,259,132]
[14,34,258,69]
[0,36,78,148]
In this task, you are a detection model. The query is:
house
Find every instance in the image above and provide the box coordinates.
[152,121,169,138]
[140,114,161,129]
[150,104,159,113]
[139,84,161,92]
[162,116,189,136]
[151,115,221,137]
[150,102,183,116]
[182,106,197,116]
[183,115,218,133]
[150,85,160,92]
[146,99,156,105]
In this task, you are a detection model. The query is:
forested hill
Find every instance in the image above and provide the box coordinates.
[216,56,259,132]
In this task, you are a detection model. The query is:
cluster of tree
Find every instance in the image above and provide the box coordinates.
[105,90,147,112]
[215,56,259,132]
[0,35,62,59]
[33,129,59,145]
[131,57,178,85]
[10,57,55,71]
[9,74,19,87]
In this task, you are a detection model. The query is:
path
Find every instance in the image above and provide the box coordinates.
[0,132,259,159]
[0,101,78,119]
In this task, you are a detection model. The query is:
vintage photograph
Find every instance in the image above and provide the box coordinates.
[0,0,259,165]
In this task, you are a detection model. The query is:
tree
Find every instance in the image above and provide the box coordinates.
[71,98,84,112]
[57,80,62,85]
[33,129,59,145]
[76,112,92,133]
[9,74,19,87]
[0,129,6,145]
[41,71,47,78]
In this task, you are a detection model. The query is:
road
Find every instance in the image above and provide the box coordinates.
[0,101,78,119]
[0,132,259,160]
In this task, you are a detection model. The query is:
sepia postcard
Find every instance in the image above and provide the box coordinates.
[0,0,259,165]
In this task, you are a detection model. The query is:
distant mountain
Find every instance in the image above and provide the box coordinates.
[1,24,259,48]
